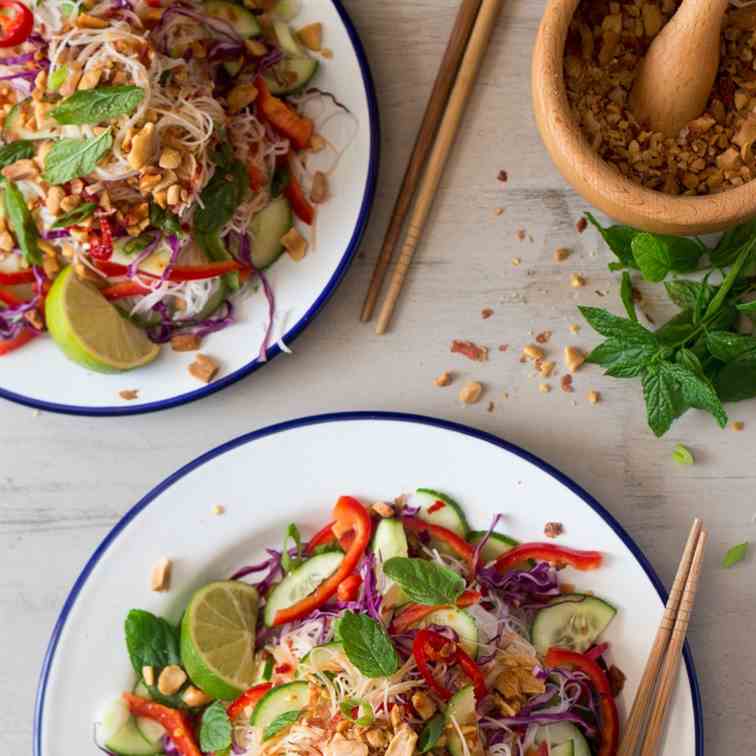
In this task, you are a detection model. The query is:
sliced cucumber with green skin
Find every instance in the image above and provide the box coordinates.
[535,722,591,756]
[102,700,161,756]
[263,57,319,96]
[273,0,300,21]
[135,717,166,748]
[264,551,343,626]
[274,20,304,56]
[251,681,309,730]
[372,518,409,608]
[550,743,575,756]
[469,530,519,563]
[204,0,261,37]
[413,489,470,538]
[196,232,241,291]
[4,100,56,140]
[531,594,617,657]
[249,195,293,270]
[446,686,484,756]
[417,607,478,659]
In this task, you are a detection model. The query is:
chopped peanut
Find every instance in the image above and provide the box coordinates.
[189,353,220,383]
[2,159,39,181]
[0,231,14,253]
[539,360,555,377]
[365,730,388,749]
[733,421,745,431]
[46,186,65,215]
[554,247,571,262]
[372,501,394,518]
[459,381,483,404]
[182,686,213,707]
[212,504,225,516]
[75,12,108,28]
[539,383,551,393]
[142,666,155,687]
[77,67,103,91]
[228,83,258,113]
[310,171,329,204]
[309,134,326,153]
[587,390,600,404]
[570,273,586,288]
[523,344,545,361]
[281,226,308,261]
[157,665,186,696]
[119,389,139,401]
[297,22,323,51]
[171,333,202,352]
[150,556,172,592]
[564,346,586,373]
[434,371,452,387]
[128,123,157,170]
[245,38,267,56]
[159,148,182,170]
[166,184,181,206]
[544,521,563,538]
[411,691,437,721]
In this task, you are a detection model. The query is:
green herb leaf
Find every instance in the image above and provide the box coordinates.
[263,710,301,741]
[43,129,113,185]
[0,140,34,169]
[383,557,465,605]
[672,443,694,465]
[124,609,180,675]
[711,218,756,266]
[722,542,749,569]
[51,85,144,125]
[47,65,68,92]
[620,271,637,321]
[339,698,374,727]
[642,362,686,438]
[281,523,304,573]
[149,202,181,235]
[632,233,671,282]
[50,201,98,229]
[704,239,756,320]
[122,232,156,256]
[193,154,247,234]
[736,300,756,314]
[665,280,716,313]
[668,362,728,429]
[3,179,41,264]
[262,656,274,681]
[418,713,445,753]
[705,331,756,363]
[338,611,399,678]
[715,354,756,402]
[676,348,705,378]
[199,701,232,752]
[585,212,637,269]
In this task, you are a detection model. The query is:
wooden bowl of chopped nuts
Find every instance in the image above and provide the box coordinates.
[532,0,756,235]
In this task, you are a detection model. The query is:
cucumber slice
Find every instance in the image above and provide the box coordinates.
[446,686,484,756]
[535,722,591,756]
[273,20,304,56]
[196,232,241,291]
[102,701,161,756]
[417,607,478,659]
[299,641,346,675]
[551,743,575,756]
[531,594,617,657]
[272,0,300,21]
[135,717,166,748]
[249,195,293,270]
[468,530,519,563]
[264,551,343,626]
[263,57,319,96]
[372,518,409,608]
[4,99,56,140]
[413,489,470,538]
[251,681,308,730]
[204,0,261,37]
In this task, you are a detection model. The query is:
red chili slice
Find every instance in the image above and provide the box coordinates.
[0,1,33,47]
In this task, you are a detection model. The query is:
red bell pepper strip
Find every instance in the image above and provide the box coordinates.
[305,521,337,555]
[391,590,481,634]
[544,647,619,756]
[494,543,603,573]
[255,76,314,150]
[0,1,33,47]
[102,281,153,301]
[284,163,315,225]
[0,269,35,286]
[337,574,362,602]
[248,163,267,193]
[402,516,476,565]
[455,644,488,702]
[226,682,272,720]
[122,693,201,756]
[94,259,248,282]
[89,217,114,261]
[0,287,25,307]
[273,496,372,625]
[0,326,36,355]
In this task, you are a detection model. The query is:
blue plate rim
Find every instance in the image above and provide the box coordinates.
[1,0,380,418]
[33,410,703,756]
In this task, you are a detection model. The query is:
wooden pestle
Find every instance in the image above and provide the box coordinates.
[630,0,730,137]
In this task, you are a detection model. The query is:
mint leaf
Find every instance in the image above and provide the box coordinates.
[736,300,756,314]
[585,212,637,268]
[339,612,399,678]
[263,710,301,741]
[632,233,671,282]
[383,557,464,605]
[200,701,232,751]
[715,354,756,402]
[43,130,113,184]
[50,201,98,229]
[665,280,715,312]
[704,239,756,320]
[51,85,144,125]
[722,542,748,569]
[655,311,696,347]
[3,178,42,264]
[149,202,181,235]
[124,609,180,675]
[0,140,34,169]
[579,306,656,341]
[666,363,727,429]
[418,713,445,753]
[676,348,705,378]
[193,152,247,234]
[620,271,637,321]
[339,698,374,726]
[705,331,756,363]
[642,363,685,437]
[711,218,756,266]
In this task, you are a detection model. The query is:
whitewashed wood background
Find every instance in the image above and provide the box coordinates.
[3,0,755,752]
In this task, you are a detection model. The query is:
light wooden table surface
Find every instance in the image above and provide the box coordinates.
[3,1,754,752]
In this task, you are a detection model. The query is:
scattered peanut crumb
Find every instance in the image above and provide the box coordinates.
[570,273,587,288]
[564,346,586,373]
[554,247,571,262]
[142,666,155,687]
[481,307,494,319]
[733,421,745,431]
[459,381,483,405]
[544,521,563,538]
[561,374,574,393]
[539,383,551,394]
[434,371,453,387]
[540,360,555,377]
[487,401,495,413]
[512,257,522,266]
[588,390,601,404]
[171,333,202,352]
[497,169,508,183]
[321,47,333,59]
[498,344,509,352]
[516,229,526,241]
[569,323,581,334]
[372,501,395,518]
[188,353,220,383]
[576,217,588,233]
[150,557,172,592]
[212,504,225,516]
[523,344,545,361]
[494,207,504,216]
[119,389,139,401]
[535,330,552,344]
[451,339,488,362]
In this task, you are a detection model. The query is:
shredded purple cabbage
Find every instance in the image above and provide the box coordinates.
[257,267,275,362]
[472,512,504,573]
[146,299,234,344]
[0,70,37,82]
[258,46,284,75]
[160,735,181,756]
[152,4,243,54]
[1,52,36,66]
[231,547,283,600]
[43,229,70,240]
[478,561,561,608]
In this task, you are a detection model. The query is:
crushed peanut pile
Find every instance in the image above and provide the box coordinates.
[566,0,756,194]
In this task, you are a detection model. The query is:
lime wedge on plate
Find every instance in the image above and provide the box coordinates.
[180,581,259,699]
[45,266,160,372]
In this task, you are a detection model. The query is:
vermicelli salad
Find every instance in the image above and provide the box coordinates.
[101,491,625,755]
[0,0,345,374]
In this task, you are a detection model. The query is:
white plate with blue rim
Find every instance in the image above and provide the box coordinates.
[0,0,378,416]
[35,412,701,755]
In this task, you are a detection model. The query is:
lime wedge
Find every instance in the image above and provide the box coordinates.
[180,581,259,700]
[45,266,160,373]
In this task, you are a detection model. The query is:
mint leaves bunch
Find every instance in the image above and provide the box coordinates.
[583,214,756,437]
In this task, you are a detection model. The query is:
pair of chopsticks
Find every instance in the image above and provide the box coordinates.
[360,0,502,334]
[619,518,707,756]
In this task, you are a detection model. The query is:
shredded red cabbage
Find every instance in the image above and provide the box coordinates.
[257,267,275,362]
[159,735,180,756]
[1,52,36,65]
[152,4,243,54]
[478,561,561,608]
[472,512,504,573]
[258,46,284,74]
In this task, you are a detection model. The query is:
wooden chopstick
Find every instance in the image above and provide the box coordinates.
[359,0,483,323]
[617,518,703,756]
[637,528,707,756]
[374,0,502,335]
